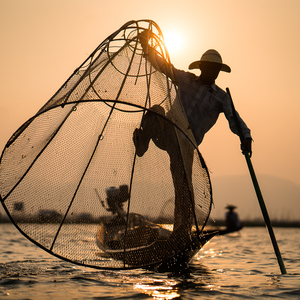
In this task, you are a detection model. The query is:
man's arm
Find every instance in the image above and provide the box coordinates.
[223,93,253,156]
[138,30,175,81]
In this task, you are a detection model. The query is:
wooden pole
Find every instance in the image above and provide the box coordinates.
[226,87,286,274]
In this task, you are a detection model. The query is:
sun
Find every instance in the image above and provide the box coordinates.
[163,30,184,56]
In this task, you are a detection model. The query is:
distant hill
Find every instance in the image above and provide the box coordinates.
[209,174,300,222]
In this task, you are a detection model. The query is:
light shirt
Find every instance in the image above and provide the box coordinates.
[173,68,252,145]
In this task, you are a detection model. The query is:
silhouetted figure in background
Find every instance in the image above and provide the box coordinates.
[106,185,129,216]
[225,205,243,232]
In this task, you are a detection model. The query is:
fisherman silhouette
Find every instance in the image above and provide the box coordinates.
[225,205,243,232]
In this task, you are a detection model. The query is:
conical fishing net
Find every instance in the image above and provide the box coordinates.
[0,20,212,270]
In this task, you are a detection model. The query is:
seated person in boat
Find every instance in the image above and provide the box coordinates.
[225,205,243,231]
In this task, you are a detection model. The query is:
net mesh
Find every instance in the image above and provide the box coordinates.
[0,20,212,269]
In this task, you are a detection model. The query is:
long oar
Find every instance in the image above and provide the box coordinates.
[226,87,286,274]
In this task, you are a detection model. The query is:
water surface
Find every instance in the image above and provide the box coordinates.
[1,224,299,299]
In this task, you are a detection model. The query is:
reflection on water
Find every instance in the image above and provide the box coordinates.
[0,224,300,299]
[134,279,180,299]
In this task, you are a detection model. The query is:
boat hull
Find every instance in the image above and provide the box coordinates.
[96,219,219,271]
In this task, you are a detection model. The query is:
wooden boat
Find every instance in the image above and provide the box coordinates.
[96,211,224,271]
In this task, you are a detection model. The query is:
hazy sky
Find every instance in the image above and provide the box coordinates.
[1,0,299,219]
